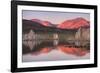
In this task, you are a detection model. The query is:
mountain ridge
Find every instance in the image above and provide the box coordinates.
[30,17,89,29]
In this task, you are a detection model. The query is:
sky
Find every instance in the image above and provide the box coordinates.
[22,10,90,24]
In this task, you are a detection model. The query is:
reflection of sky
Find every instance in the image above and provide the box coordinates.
[22,10,90,24]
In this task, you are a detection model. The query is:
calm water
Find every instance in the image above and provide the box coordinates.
[22,40,90,62]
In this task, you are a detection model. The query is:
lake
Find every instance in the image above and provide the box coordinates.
[22,40,90,62]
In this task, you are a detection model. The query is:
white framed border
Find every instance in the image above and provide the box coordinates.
[17,5,94,68]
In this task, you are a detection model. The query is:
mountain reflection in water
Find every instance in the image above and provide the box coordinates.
[22,40,90,62]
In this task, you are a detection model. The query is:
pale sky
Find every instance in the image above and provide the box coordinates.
[22,10,90,24]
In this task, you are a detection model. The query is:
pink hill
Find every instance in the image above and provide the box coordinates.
[58,17,90,29]
[31,19,52,27]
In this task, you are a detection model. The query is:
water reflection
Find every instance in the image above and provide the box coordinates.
[22,40,89,56]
